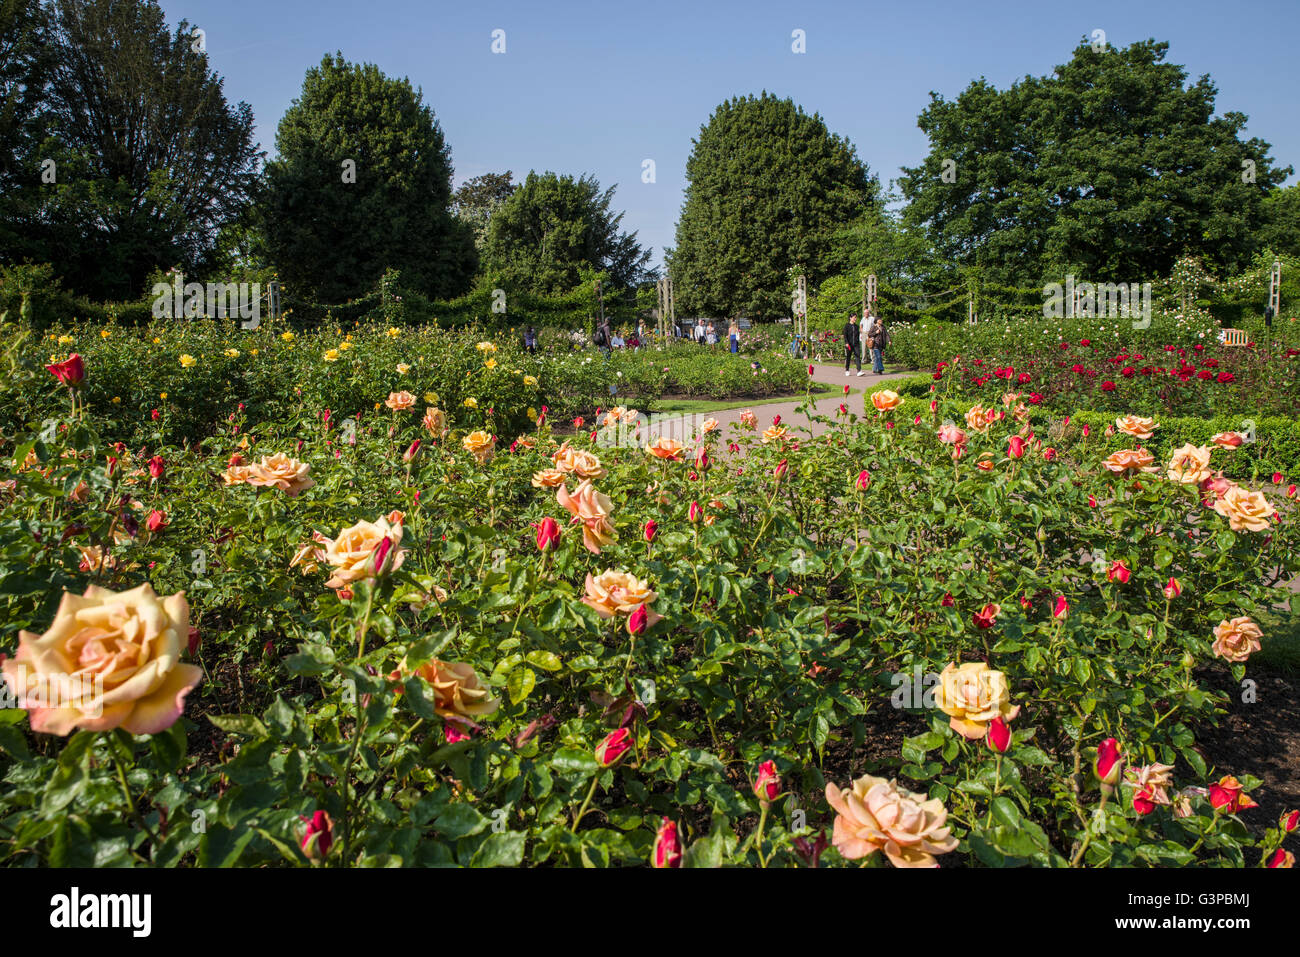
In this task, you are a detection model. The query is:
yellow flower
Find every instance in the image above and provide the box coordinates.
[527,407,537,422]
[462,430,495,464]
[484,357,498,370]
[159,392,168,400]
[339,341,353,352]
[179,354,197,368]
[396,362,411,374]
[463,397,478,409]
[423,392,438,404]
[111,396,121,404]
[250,348,258,356]
[57,335,74,346]
[152,337,161,344]
[475,341,497,353]
[323,349,340,363]
[224,348,240,358]
[100,329,112,339]
[386,327,401,338]
[523,375,538,387]
[932,662,1020,739]
[281,331,295,342]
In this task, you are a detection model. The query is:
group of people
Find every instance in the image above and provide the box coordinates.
[842,308,887,376]
[669,318,743,353]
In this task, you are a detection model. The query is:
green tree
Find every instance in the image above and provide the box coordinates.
[0,0,52,260]
[1260,184,1300,260]
[900,39,1292,288]
[261,53,475,305]
[671,93,878,320]
[1,0,260,301]
[481,171,652,296]
[453,171,517,253]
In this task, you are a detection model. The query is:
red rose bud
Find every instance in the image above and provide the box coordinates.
[1282,809,1300,832]
[46,353,85,387]
[808,364,814,375]
[1082,424,1091,437]
[929,400,938,414]
[1106,559,1131,584]
[300,810,333,861]
[1163,577,1182,600]
[940,592,954,607]
[1008,435,1027,459]
[1043,447,1057,461]
[148,455,165,479]
[151,408,161,421]
[772,414,781,427]
[753,760,781,805]
[1208,775,1257,813]
[403,439,421,462]
[987,716,1012,753]
[371,535,395,575]
[444,720,471,744]
[573,416,584,428]
[695,447,710,470]
[1268,848,1295,869]
[856,469,871,491]
[187,626,201,656]
[146,510,167,533]
[1095,738,1122,785]
[1272,472,1284,484]
[628,603,649,636]
[774,459,788,482]
[689,501,702,523]
[1088,494,1098,508]
[337,588,353,601]
[973,602,999,629]
[106,455,118,476]
[1053,595,1069,620]
[843,385,850,395]
[652,817,682,868]
[1133,788,1158,816]
[643,519,658,542]
[594,727,633,767]
[534,516,561,552]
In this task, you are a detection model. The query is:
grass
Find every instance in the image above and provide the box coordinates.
[649,384,851,416]
[1254,601,1300,675]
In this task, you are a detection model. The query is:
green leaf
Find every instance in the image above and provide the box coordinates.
[209,714,269,738]
[472,831,526,867]
[435,803,489,840]
[507,667,537,705]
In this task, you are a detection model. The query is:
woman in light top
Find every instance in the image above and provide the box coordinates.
[728,320,740,353]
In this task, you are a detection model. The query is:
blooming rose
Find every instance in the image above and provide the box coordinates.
[422,407,448,437]
[1212,486,1275,532]
[1115,415,1158,440]
[2,583,202,735]
[972,603,1000,629]
[601,406,628,428]
[393,659,499,720]
[932,662,1021,739]
[739,409,758,429]
[825,774,958,868]
[1211,616,1263,663]
[937,424,966,445]
[761,425,787,444]
[871,390,903,412]
[531,468,567,488]
[245,453,315,497]
[645,436,685,461]
[1126,763,1175,815]
[47,354,85,387]
[1103,448,1158,475]
[1166,443,1213,484]
[317,515,406,589]
[557,481,617,554]
[964,404,996,433]
[1210,431,1244,449]
[582,570,661,631]
[462,430,495,465]
[552,442,607,478]
[1208,775,1257,813]
[698,417,719,436]
[384,391,416,411]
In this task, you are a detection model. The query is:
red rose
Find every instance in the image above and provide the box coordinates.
[300,810,333,861]
[987,716,1012,753]
[652,817,682,868]
[753,759,781,804]
[46,354,85,387]
[1095,738,1122,785]
[595,727,634,767]
[533,516,561,552]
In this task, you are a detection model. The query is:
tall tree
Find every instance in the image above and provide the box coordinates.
[0,0,52,257]
[900,39,1292,287]
[1260,184,1300,260]
[453,171,517,252]
[1,0,261,300]
[481,171,652,295]
[672,93,877,319]
[261,53,475,305]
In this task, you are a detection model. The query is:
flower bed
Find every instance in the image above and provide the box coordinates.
[0,354,1297,868]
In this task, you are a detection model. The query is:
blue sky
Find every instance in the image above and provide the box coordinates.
[161,0,1299,269]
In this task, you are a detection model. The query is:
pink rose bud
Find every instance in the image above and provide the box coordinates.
[1053,595,1068,620]
[1095,738,1122,785]
[1289,484,1298,498]
[573,416,584,428]
[772,414,781,427]
[1008,435,1027,459]
[1273,472,1284,484]
[371,536,395,575]
[929,400,938,414]
[534,516,561,552]
[1088,494,1098,508]
[1281,809,1299,832]
[689,501,702,523]
[644,519,658,542]
[148,455,165,479]
[594,727,633,767]
[856,469,871,491]
[987,716,1012,753]
[1043,447,1057,461]
[753,760,780,805]
[695,447,710,470]
[444,720,471,744]
[652,817,683,868]
[146,510,167,533]
[1163,577,1182,600]
[151,408,160,421]
[628,603,649,636]
[1082,424,1091,437]
[301,811,333,861]
[774,459,788,482]
[404,439,421,462]
[46,353,85,386]
[1268,849,1295,869]
[1106,560,1131,584]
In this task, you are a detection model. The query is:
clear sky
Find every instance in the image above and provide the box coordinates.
[159,0,1299,269]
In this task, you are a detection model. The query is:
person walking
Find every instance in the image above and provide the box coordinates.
[694,318,705,344]
[728,319,740,354]
[523,326,537,355]
[864,309,886,374]
[706,321,717,346]
[843,311,864,376]
[594,320,612,357]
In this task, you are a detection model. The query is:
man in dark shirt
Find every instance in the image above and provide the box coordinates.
[843,312,863,376]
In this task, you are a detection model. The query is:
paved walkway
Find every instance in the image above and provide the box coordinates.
[642,363,917,441]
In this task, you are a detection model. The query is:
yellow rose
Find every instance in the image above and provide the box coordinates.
[1212,486,1275,532]
[386,327,401,338]
[1,583,202,735]
[484,358,498,370]
[462,430,495,464]
[523,375,538,387]
[556,480,617,554]
[1116,415,1159,440]
[1211,616,1263,663]
[871,389,903,412]
[463,397,478,409]
[179,354,197,368]
[475,341,497,353]
[323,349,339,363]
[338,341,353,351]
[422,407,448,437]
[761,425,787,444]
[932,661,1020,739]
[385,390,416,411]
[245,453,315,497]
[396,362,411,374]
[1166,443,1212,484]
[394,659,498,720]
[825,774,958,868]
[317,515,406,589]
[57,335,74,346]
[281,331,295,342]
[224,348,240,358]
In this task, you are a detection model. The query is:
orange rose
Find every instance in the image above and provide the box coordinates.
[825,775,958,868]
[1166,444,1212,484]
[581,570,663,627]
[1212,486,1275,532]
[1116,415,1158,440]
[531,468,567,488]
[385,391,416,411]
[645,436,684,460]
[1211,431,1244,449]
[871,390,903,412]
[556,480,617,554]
[1211,616,1262,663]
[761,425,787,444]
[422,407,448,437]
[245,453,315,497]
[394,659,499,720]
[318,515,406,589]
[964,404,996,433]
[552,441,607,478]
[2,583,201,735]
[462,430,495,465]
[1102,448,1158,475]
